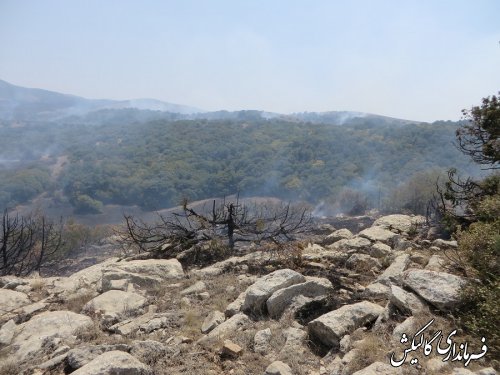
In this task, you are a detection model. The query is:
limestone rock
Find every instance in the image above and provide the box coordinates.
[322,228,353,245]
[11,310,92,362]
[110,312,178,335]
[308,301,384,348]
[101,259,183,291]
[71,350,152,375]
[392,316,417,340]
[373,214,425,234]
[254,328,272,355]
[130,340,166,364]
[376,254,410,286]
[334,236,372,251]
[265,360,293,375]
[83,290,147,322]
[368,242,392,258]
[425,254,446,272]
[198,313,251,347]
[402,269,466,311]
[389,285,427,315]
[359,226,399,244]
[0,289,30,316]
[201,310,225,334]
[225,291,246,317]
[352,361,400,374]
[345,253,382,272]
[362,282,390,299]
[266,277,333,318]
[433,238,458,248]
[0,319,16,346]
[66,344,132,370]
[241,269,306,314]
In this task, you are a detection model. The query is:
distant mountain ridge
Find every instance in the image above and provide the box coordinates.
[0,79,203,121]
[0,79,426,126]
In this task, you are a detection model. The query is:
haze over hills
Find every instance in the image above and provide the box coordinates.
[0,79,426,126]
[0,79,204,121]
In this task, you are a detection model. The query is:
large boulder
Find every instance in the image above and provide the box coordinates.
[389,285,427,315]
[198,313,251,347]
[83,290,147,322]
[308,301,384,348]
[241,269,306,314]
[373,214,425,234]
[359,226,399,244]
[322,228,353,245]
[352,361,400,375]
[265,361,293,375]
[66,344,131,370]
[101,259,183,291]
[0,289,30,316]
[402,269,466,311]
[266,277,333,318]
[10,310,92,362]
[345,253,382,272]
[71,350,152,375]
[376,254,410,286]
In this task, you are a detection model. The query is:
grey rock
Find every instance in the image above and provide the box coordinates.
[198,313,251,347]
[225,291,246,317]
[71,350,152,375]
[352,361,400,374]
[264,360,293,375]
[376,254,410,286]
[241,269,306,314]
[368,242,392,258]
[83,290,147,322]
[254,328,272,354]
[308,301,384,348]
[345,253,382,271]
[67,344,131,370]
[266,277,333,318]
[373,214,425,234]
[389,285,428,315]
[0,289,30,316]
[402,269,466,311]
[0,319,16,346]
[201,310,225,334]
[180,281,207,296]
[359,226,399,244]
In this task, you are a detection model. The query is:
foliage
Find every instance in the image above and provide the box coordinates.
[457,93,500,169]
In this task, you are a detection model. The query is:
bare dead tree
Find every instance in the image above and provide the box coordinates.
[0,210,64,277]
[117,198,312,258]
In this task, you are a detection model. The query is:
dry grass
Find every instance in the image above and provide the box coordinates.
[63,290,96,313]
[0,360,17,375]
[347,333,388,373]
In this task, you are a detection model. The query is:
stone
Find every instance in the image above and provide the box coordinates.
[368,242,392,258]
[409,253,428,266]
[201,310,225,334]
[66,344,132,369]
[70,350,152,375]
[0,289,30,315]
[101,259,184,291]
[392,316,417,340]
[10,311,92,362]
[389,285,428,315]
[334,237,372,251]
[425,254,446,271]
[225,291,246,317]
[433,238,458,248]
[83,290,147,321]
[476,368,497,375]
[110,312,178,335]
[339,334,352,353]
[345,253,382,272]
[373,214,425,234]
[221,339,243,357]
[402,269,466,311]
[362,282,390,299]
[0,319,16,346]
[266,277,333,318]
[352,361,400,374]
[322,228,353,245]
[451,369,476,375]
[241,269,306,314]
[109,279,129,291]
[37,353,68,370]
[198,313,251,347]
[265,361,293,375]
[359,226,399,244]
[254,328,272,354]
[180,280,206,296]
[376,254,410,286]
[308,301,384,348]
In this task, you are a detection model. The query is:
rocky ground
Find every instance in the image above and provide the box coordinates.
[0,214,497,375]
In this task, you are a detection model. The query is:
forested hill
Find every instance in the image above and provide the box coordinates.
[0,115,472,215]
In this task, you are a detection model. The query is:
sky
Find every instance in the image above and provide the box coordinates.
[0,0,499,122]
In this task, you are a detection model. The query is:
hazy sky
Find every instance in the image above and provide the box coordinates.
[1,0,499,121]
